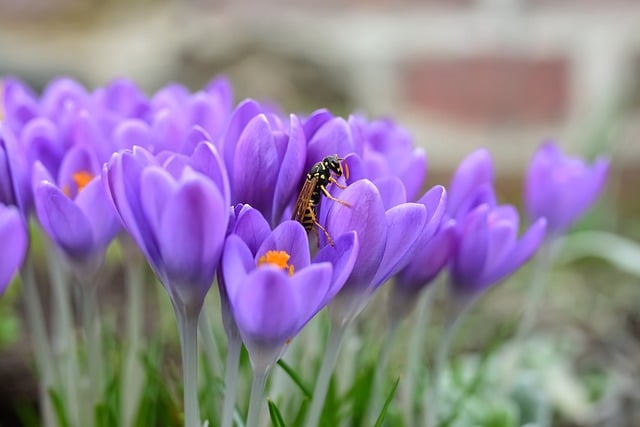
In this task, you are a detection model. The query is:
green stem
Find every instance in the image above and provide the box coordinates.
[174,303,201,427]
[424,301,467,427]
[79,275,102,412]
[402,285,436,426]
[220,334,241,427]
[515,240,555,341]
[47,245,81,426]
[199,311,222,376]
[121,251,144,427]
[366,321,398,425]
[20,257,56,427]
[245,369,268,427]
[304,323,348,427]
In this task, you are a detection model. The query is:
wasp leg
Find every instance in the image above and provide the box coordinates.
[329,176,348,190]
[320,185,351,207]
[314,220,334,246]
[307,207,335,246]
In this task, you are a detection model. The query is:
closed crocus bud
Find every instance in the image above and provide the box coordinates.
[525,142,609,237]
[449,204,547,304]
[447,148,496,220]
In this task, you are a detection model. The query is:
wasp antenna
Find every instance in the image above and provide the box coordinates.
[342,159,350,180]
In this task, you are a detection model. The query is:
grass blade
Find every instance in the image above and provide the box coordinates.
[267,399,286,427]
[277,360,311,399]
[373,377,400,427]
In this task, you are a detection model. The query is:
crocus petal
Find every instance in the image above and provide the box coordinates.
[373,176,407,210]
[396,220,457,293]
[222,99,263,176]
[306,117,354,170]
[75,176,121,251]
[448,149,493,217]
[290,263,334,326]
[113,119,153,152]
[158,173,226,299]
[222,234,254,285]
[232,114,279,218]
[303,109,333,140]
[314,230,359,301]
[451,204,490,292]
[325,179,387,290]
[231,205,271,254]
[22,118,64,179]
[417,185,447,242]
[256,221,310,270]
[231,267,302,345]
[370,201,427,286]
[34,182,94,259]
[272,115,306,224]
[481,218,547,287]
[0,205,27,293]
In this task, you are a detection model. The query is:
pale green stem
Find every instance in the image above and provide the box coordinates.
[121,253,144,427]
[20,257,56,427]
[424,299,469,427]
[245,369,269,427]
[79,275,102,414]
[515,240,555,341]
[174,303,201,427]
[199,311,222,376]
[46,245,81,426]
[402,285,436,426]
[304,323,348,427]
[366,320,398,425]
[221,334,242,427]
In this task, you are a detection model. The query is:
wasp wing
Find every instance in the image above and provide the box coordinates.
[292,176,318,223]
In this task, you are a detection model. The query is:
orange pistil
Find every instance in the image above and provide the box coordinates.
[62,170,94,197]
[257,250,295,276]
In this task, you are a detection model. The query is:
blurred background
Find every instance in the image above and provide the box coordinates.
[1,0,640,425]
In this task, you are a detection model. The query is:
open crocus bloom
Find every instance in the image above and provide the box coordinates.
[0,203,27,293]
[222,217,358,370]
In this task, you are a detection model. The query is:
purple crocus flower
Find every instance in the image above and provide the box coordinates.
[103,141,229,309]
[525,142,609,236]
[0,203,27,293]
[222,101,306,226]
[349,115,427,201]
[32,144,119,266]
[222,216,358,369]
[446,148,496,220]
[449,203,547,301]
[321,179,429,325]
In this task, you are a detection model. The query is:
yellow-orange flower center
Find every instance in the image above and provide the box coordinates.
[257,250,295,276]
[63,171,94,196]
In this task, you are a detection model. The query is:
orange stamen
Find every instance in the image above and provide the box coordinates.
[72,171,93,192]
[257,250,295,276]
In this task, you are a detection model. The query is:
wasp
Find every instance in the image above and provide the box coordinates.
[292,155,350,245]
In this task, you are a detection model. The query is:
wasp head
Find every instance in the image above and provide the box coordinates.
[323,155,345,177]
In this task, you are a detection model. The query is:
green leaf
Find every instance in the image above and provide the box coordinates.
[48,388,72,427]
[267,400,287,427]
[277,360,312,399]
[373,377,400,427]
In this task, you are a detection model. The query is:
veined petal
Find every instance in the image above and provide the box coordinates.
[451,204,490,292]
[232,114,279,218]
[373,176,407,210]
[231,205,271,254]
[314,231,358,301]
[481,218,547,287]
[325,179,387,290]
[272,115,306,224]
[448,149,493,217]
[231,267,301,345]
[158,174,226,300]
[370,202,427,287]
[75,176,120,251]
[34,181,94,259]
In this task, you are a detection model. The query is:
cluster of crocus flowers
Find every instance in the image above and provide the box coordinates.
[0,75,609,427]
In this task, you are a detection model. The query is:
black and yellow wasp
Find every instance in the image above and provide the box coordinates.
[292,155,350,245]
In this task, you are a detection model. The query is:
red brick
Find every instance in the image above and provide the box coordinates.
[403,54,569,125]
